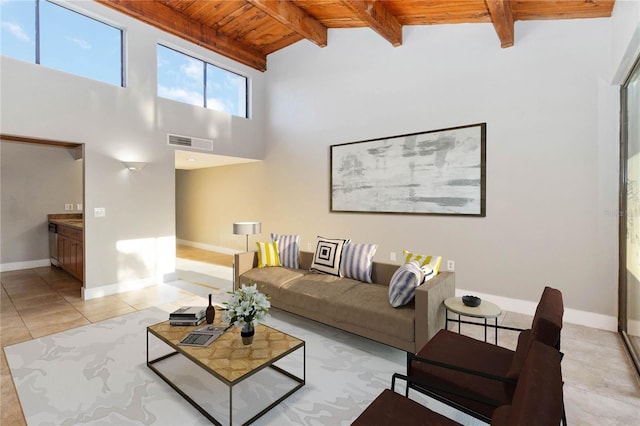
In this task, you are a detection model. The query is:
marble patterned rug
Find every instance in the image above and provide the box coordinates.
[5,300,481,425]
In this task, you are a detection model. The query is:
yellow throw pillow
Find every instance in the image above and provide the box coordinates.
[256,241,281,268]
[402,249,442,275]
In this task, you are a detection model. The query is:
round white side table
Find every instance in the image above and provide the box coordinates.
[444,296,502,344]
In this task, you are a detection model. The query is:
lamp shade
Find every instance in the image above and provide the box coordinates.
[233,222,261,235]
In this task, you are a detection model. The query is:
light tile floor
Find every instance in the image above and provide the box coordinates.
[2,248,639,425]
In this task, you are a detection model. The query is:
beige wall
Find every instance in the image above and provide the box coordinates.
[1,141,83,265]
[177,18,620,321]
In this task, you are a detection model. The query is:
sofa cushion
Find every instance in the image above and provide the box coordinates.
[310,236,350,276]
[239,267,306,300]
[279,274,360,312]
[388,261,424,307]
[336,283,415,343]
[256,241,280,268]
[340,242,378,283]
[271,233,300,269]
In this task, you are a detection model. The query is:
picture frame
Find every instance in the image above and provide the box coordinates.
[330,123,486,216]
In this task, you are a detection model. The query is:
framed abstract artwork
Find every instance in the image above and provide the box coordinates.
[330,123,486,216]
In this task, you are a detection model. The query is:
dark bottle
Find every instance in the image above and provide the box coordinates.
[206,294,215,324]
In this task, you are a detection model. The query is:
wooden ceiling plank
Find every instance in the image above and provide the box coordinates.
[341,0,403,47]
[484,0,514,48]
[246,0,328,47]
[96,0,267,71]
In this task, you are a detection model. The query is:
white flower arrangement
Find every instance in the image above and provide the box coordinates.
[221,283,271,328]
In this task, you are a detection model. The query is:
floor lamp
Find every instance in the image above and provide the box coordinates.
[233,222,262,251]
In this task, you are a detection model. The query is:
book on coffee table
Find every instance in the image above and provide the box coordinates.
[170,317,206,326]
[170,306,206,319]
[178,324,231,347]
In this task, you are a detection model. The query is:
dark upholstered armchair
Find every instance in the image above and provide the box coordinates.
[352,341,564,426]
[406,286,564,423]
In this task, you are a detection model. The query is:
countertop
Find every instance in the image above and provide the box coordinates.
[48,214,84,230]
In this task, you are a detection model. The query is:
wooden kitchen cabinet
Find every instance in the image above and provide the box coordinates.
[57,224,84,281]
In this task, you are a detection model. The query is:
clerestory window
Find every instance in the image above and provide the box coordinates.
[157,44,248,118]
[0,0,124,87]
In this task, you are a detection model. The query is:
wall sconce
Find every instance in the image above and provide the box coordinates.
[233,221,261,251]
[122,161,147,172]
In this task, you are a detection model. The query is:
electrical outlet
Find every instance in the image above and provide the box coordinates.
[94,207,106,218]
[390,252,397,261]
[447,260,455,271]
[307,242,314,251]
[76,203,83,211]
[64,204,73,211]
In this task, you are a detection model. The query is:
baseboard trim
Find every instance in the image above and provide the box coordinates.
[82,277,156,300]
[456,288,617,332]
[0,259,51,272]
[176,239,240,255]
[163,272,178,283]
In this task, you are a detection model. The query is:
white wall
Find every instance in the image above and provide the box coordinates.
[0,141,83,266]
[612,0,640,83]
[0,0,265,297]
[238,19,618,320]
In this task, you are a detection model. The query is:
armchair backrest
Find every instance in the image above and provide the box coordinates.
[506,286,563,379]
[531,286,564,349]
[492,341,563,426]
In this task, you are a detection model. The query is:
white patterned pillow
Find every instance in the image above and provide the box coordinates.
[340,243,378,283]
[270,233,300,269]
[310,236,350,276]
[388,261,424,307]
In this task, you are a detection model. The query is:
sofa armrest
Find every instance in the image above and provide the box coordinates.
[414,272,455,352]
[233,252,258,290]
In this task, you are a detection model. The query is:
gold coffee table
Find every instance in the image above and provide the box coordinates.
[147,318,305,425]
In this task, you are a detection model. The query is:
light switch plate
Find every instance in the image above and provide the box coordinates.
[64,204,73,211]
[94,207,106,218]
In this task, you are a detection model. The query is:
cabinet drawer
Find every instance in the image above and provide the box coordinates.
[58,225,82,240]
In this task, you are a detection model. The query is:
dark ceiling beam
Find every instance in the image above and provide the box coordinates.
[95,0,267,71]
[246,0,328,47]
[484,0,514,48]
[341,0,402,47]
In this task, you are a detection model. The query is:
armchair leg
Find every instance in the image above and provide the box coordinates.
[562,396,568,426]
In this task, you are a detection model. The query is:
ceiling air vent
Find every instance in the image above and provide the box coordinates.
[167,133,214,151]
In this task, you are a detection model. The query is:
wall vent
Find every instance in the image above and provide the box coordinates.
[167,133,214,151]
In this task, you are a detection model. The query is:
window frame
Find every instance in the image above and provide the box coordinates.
[157,43,249,119]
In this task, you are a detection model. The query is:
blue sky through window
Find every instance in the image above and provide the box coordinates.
[0,0,36,63]
[1,0,121,86]
[157,45,204,107]
[158,44,248,118]
[40,0,122,86]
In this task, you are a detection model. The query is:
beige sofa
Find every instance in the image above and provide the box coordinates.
[234,251,455,353]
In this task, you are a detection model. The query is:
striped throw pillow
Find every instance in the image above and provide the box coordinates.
[270,233,300,269]
[388,261,425,307]
[403,249,442,275]
[256,241,281,268]
[341,243,378,283]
